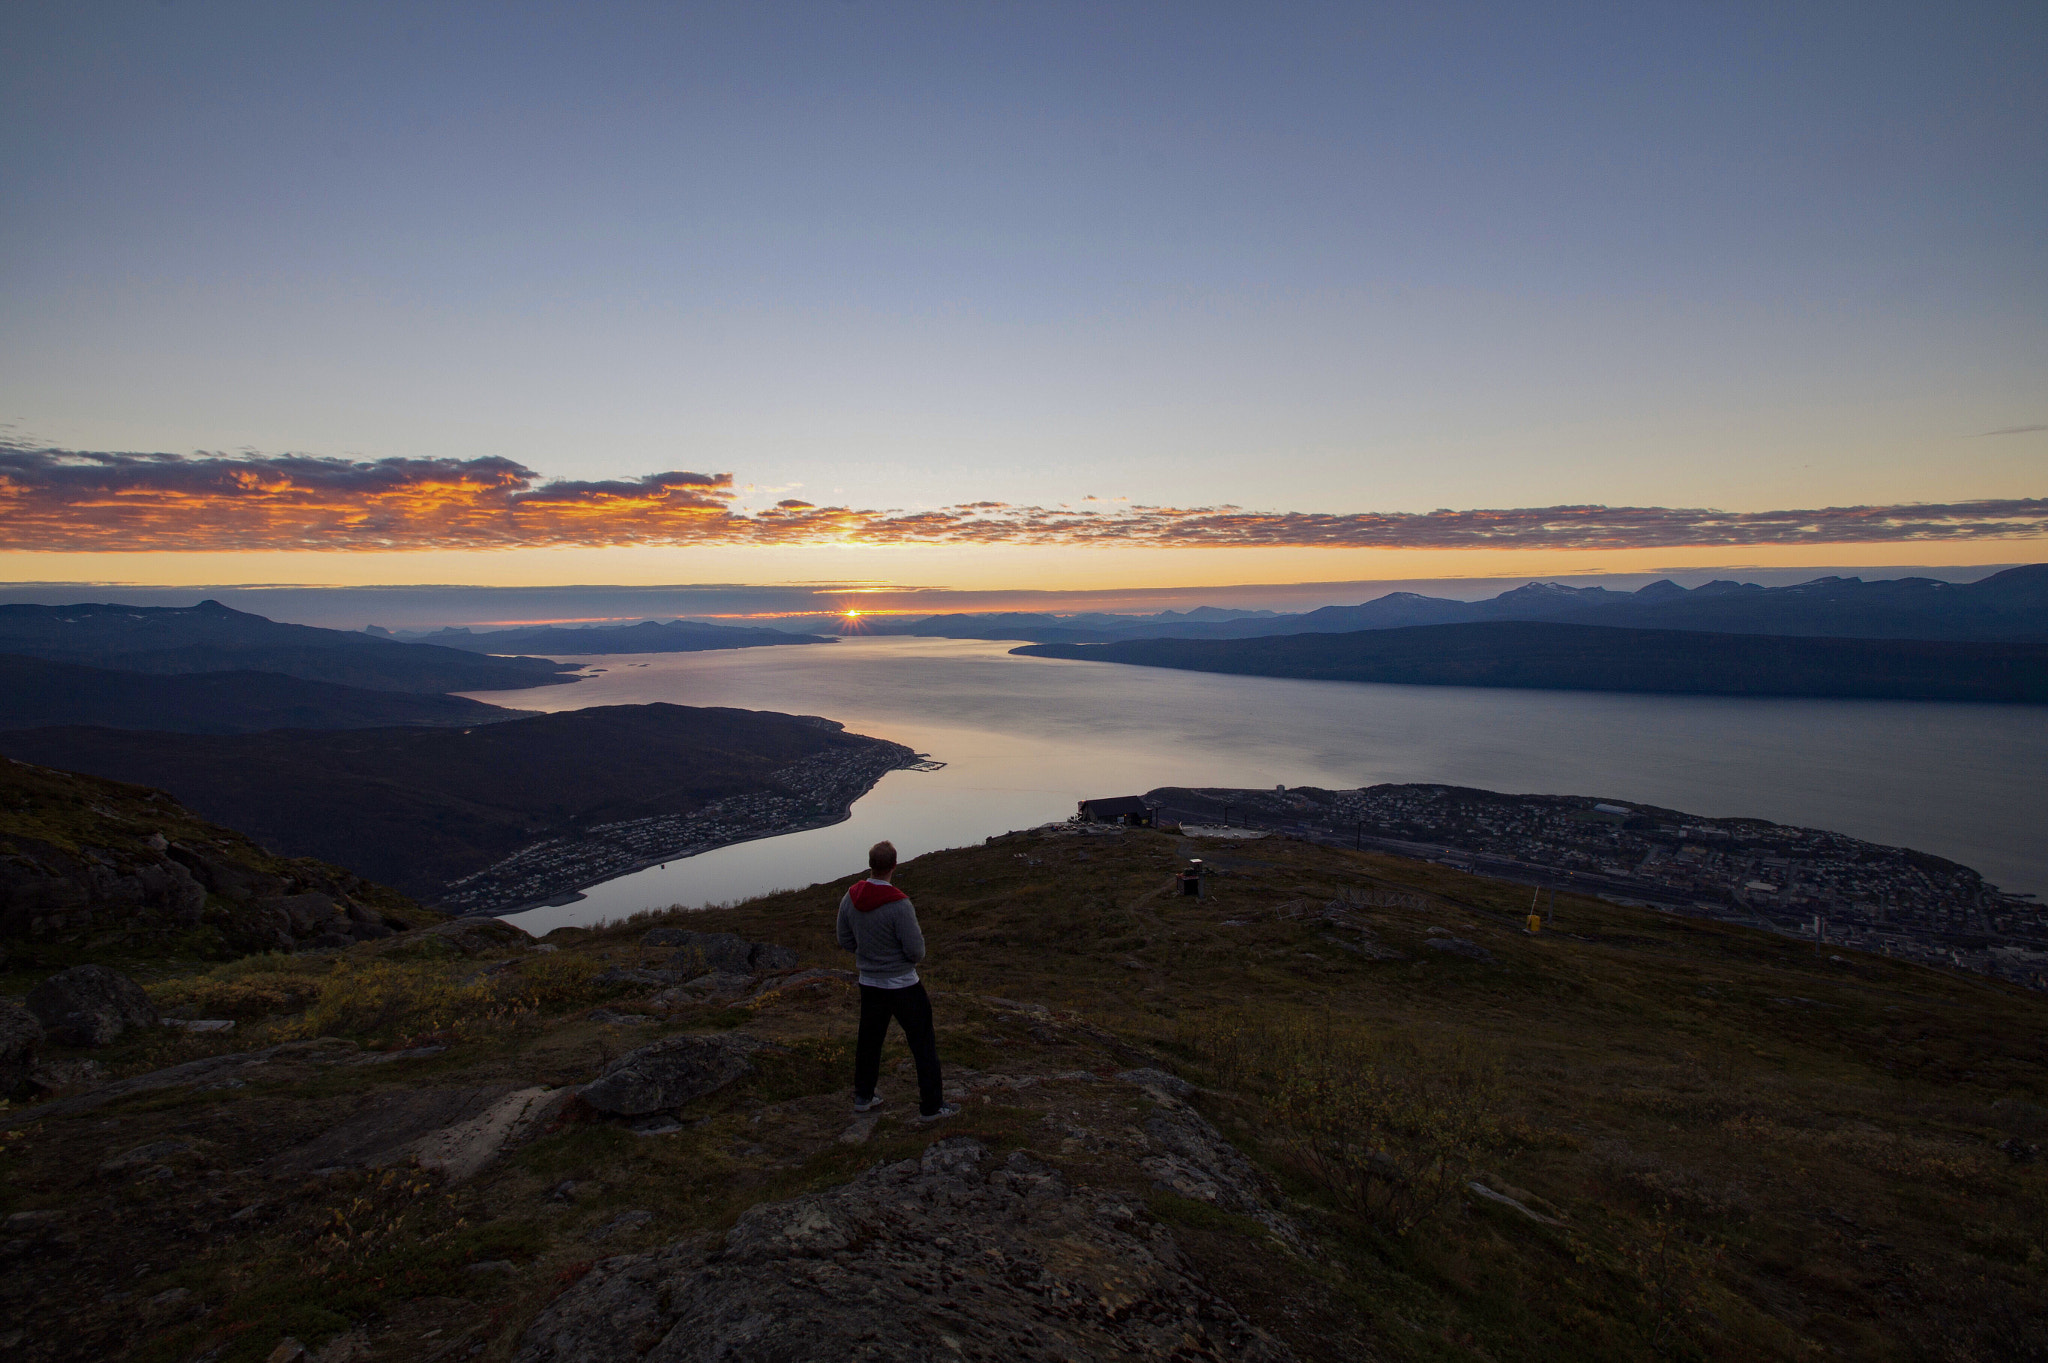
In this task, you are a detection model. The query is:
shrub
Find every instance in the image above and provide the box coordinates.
[149,972,322,1020]
[280,952,604,1046]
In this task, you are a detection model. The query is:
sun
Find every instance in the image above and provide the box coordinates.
[844,609,861,618]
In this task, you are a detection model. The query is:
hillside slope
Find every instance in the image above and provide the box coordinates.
[0,705,911,902]
[0,600,579,692]
[0,654,529,733]
[0,826,2040,1362]
[0,757,433,975]
[1015,620,2048,702]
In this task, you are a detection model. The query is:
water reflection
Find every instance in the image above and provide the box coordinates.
[461,637,2048,931]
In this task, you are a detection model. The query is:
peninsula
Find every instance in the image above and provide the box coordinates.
[0,705,917,909]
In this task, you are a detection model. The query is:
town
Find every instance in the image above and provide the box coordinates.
[437,738,918,915]
[1140,783,2048,991]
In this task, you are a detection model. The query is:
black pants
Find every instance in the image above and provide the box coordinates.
[854,982,944,1115]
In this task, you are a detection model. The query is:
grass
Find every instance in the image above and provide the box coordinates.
[8,825,2046,1362]
[681,826,2048,1361]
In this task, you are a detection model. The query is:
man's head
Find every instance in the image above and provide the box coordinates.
[868,840,898,879]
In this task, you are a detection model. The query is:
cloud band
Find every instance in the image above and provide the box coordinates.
[2,446,2043,552]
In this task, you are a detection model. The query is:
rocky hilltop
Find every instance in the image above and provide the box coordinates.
[0,823,2042,1362]
[0,757,433,974]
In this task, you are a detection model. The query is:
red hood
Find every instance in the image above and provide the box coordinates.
[849,879,907,912]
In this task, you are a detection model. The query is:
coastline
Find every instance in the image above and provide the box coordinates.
[485,803,864,919]
[436,738,920,917]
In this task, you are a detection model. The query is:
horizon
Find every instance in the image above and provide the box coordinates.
[0,560,2030,631]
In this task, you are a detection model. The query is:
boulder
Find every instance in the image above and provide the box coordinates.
[642,928,798,974]
[580,1032,769,1116]
[0,1002,42,1093]
[422,918,530,956]
[26,964,160,1046]
[256,892,347,940]
[651,972,755,1007]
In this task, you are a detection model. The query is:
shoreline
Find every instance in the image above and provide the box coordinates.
[485,803,865,920]
[435,739,920,917]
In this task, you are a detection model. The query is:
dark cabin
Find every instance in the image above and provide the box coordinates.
[1078,796,1153,827]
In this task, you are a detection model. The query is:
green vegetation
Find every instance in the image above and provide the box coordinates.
[4,827,2043,1360]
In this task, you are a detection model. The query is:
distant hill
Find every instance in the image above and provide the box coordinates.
[408,619,833,655]
[0,757,433,972]
[0,600,580,693]
[0,654,529,734]
[0,704,907,901]
[904,564,2048,644]
[1014,620,2048,703]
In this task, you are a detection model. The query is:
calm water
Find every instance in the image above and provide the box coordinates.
[463,636,2048,931]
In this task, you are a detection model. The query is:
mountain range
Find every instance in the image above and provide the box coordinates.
[1015,620,2048,704]
[0,600,579,692]
[0,654,528,734]
[853,564,2048,645]
[391,618,832,654]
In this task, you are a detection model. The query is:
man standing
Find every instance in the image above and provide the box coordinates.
[837,840,956,1122]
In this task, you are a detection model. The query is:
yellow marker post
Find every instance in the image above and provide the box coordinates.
[1526,912,1542,933]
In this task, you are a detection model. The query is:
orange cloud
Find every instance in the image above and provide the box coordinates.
[1,445,2043,552]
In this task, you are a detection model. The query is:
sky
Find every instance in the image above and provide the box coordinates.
[1,1,2043,604]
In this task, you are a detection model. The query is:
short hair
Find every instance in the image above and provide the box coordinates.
[868,840,898,875]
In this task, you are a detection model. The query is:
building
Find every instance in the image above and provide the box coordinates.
[1078,796,1153,827]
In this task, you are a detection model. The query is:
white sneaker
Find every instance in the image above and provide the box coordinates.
[853,1095,884,1113]
[914,1104,960,1123]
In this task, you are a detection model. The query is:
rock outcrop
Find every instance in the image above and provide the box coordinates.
[580,1033,772,1116]
[0,758,428,964]
[26,964,159,1045]
[515,1136,1294,1362]
[266,1084,572,1182]
[0,1002,41,1092]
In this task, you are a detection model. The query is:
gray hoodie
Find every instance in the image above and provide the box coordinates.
[836,880,926,986]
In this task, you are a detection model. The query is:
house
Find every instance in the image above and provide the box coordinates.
[1078,796,1153,827]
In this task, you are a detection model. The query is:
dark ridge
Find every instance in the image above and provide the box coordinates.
[1013,620,2048,703]
[891,563,2048,644]
[0,600,579,693]
[0,654,529,734]
[0,704,909,902]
